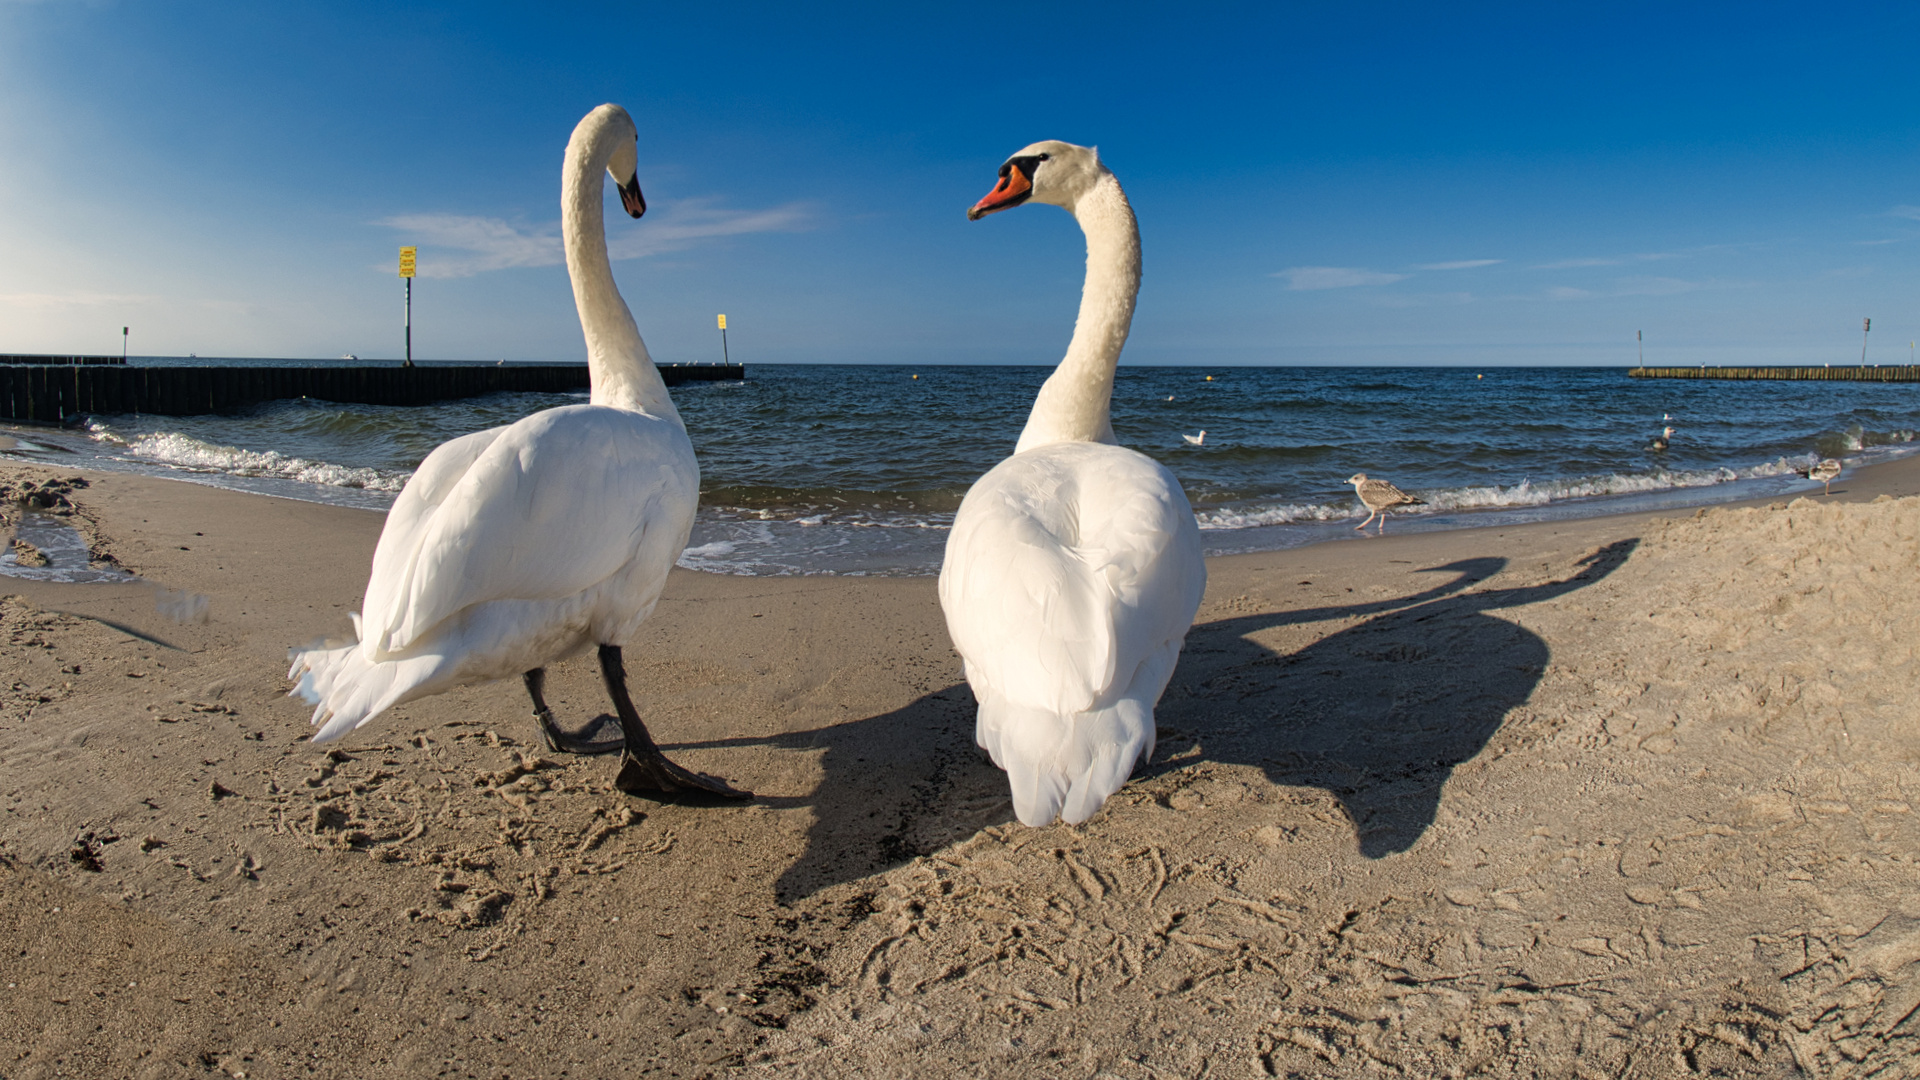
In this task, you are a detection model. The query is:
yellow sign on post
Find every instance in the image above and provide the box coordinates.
[398,247,417,278]
[717,313,727,330]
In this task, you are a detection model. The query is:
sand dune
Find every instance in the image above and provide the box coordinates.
[2,457,1917,1077]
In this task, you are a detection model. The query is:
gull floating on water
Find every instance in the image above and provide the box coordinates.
[1348,473,1425,533]
[1182,430,1205,446]
[1650,425,1675,452]
[1809,457,1842,495]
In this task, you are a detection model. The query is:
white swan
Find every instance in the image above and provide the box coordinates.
[939,141,1206,827]
[288,104,747,800]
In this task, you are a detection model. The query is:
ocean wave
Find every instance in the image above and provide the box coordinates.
[1195,455,1826,530]
[92,425,413,493]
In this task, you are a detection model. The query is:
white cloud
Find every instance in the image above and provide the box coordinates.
[377,198,811,279]
[1614,276,1699,296]
[1534,256,1622,270]
[1890,205,1920,221]
[1274,266,1408,290]
[1413,259,1501,271]
[1534,250,1687,270]
[0,290,158,309]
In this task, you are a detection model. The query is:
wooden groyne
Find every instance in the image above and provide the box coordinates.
[1630,365,1920,383]
[0,363,743,424]
[0,354,126,366]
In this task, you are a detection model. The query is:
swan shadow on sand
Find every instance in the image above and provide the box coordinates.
[661,537,1637,900]
[1153,537,1638,858]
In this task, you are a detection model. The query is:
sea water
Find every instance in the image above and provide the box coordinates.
[3,363,1914,576]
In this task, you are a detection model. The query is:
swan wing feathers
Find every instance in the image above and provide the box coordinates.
[365,405,697,655]
[941,442,1205,721]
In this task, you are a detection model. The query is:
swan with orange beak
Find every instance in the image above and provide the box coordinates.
[940,141,1206,827]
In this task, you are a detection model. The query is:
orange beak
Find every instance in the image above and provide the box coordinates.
[968,161,1033,220]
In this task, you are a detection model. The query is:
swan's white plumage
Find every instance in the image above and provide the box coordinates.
[941,141,1205,827]
[290,104,693,744]
[942,443,1203,825]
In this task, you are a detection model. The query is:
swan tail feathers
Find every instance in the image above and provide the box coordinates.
[288,629,434,744]
[976,693,1154,827]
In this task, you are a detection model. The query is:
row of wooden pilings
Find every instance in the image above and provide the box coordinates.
[0,363,744,424]
[1629,365,1920,382]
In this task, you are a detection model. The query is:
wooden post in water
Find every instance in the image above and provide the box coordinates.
[1863,317,1871,365]
[399,246,417,368]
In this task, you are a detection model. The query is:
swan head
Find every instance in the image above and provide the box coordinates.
[607,138,646,219]
[574,104,647,218]
[968,140,1105,220]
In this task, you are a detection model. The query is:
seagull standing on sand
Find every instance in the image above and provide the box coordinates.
[1809,457,1842,495]
[1183,430,1205,446]
[1348,473,1425,532]
[287,105,748,802]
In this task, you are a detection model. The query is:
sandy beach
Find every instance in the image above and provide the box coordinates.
[2,456,1918,1078]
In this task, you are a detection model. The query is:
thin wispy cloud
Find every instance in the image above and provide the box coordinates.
[1534,255,1623,269]
[1412,259,1501,271]
[1541,276,1706,301]
[1614,276,1699,296]
[1274,266,1408,290]
[378,198,812,279]
[0,290,158,309]
[1533,247,1721,270]
[1889,205,1920,221]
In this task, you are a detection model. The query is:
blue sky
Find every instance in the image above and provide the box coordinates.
[3,2,1918,365]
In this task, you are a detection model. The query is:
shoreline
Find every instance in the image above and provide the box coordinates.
[6,413,1899,579]
[2,453,1918,1075]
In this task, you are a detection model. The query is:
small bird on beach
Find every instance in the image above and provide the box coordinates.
[1183,430,1205,446]
[287,105,748,803]
[1809,457,1842,495]
[1348,473,1425,532]
[1650,425,1675,452]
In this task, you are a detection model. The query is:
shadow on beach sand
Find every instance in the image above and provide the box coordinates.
[672,537,1639,900]
[1157,537,1639,858]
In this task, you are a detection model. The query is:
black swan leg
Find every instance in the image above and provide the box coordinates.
[523,667,623,755]
[600,645,751,800]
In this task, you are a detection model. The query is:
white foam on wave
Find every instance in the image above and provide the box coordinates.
[1195,455,1828,531]
[92,426,412,493]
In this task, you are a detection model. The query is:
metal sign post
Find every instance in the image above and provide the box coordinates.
[717,313,729,365]
[399,247,417,367]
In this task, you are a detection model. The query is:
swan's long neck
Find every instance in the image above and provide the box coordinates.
[562,121,680,422]
[1014,173,1139,454]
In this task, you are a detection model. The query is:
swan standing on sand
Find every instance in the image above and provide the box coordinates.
[939,141,1206,827]
[288,104,747,801]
